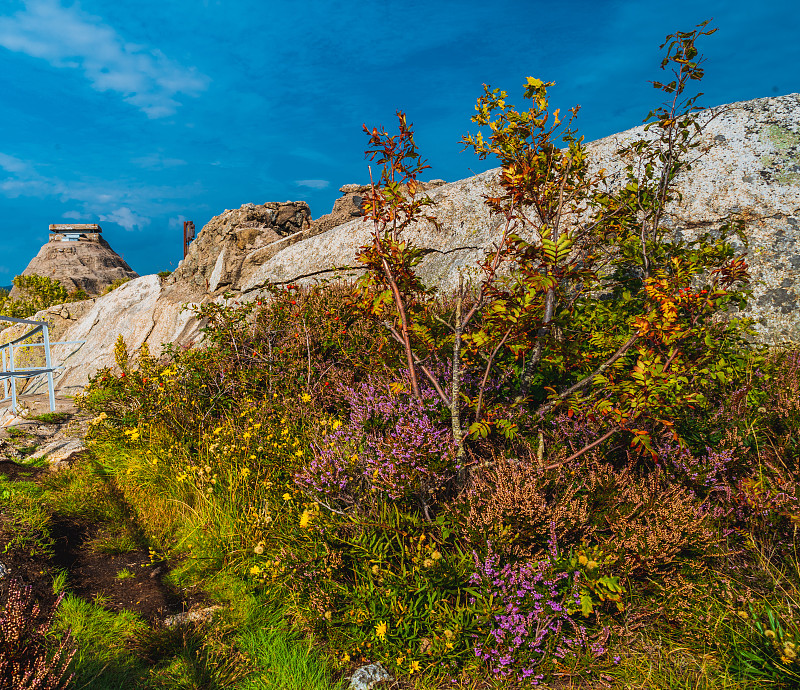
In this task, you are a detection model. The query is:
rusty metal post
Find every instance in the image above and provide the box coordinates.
[183,220,195,258]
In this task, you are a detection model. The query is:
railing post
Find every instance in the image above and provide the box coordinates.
[9,343,17,413]
[42,323,55,412]
[2,349,7,402]
[0,316,85,413]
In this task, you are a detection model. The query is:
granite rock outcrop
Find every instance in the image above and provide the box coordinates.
[243,94,800,344]
[168,201,312,295]
[24,93,800,397]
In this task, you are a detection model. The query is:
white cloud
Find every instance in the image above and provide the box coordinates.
[100,207,150,232]
[132,153,188,170]
[168,214,187,229]
[62,210,91,221]
[0,0,209,118]
[0,150,196,230]
[0,152,31,175]
[295,179,330,190]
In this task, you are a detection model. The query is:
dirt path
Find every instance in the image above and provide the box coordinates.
[0,394,207,624]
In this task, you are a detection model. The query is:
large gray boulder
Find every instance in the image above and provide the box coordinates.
[243,94,800,344]
[26,93,800,396]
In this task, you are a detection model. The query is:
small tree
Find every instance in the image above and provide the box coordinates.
[355,20,750,463]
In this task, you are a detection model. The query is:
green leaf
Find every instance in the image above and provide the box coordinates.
[581,594,594,617]
[468,421,491,439]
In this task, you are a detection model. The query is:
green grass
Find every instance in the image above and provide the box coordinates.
[5,426,33,439]
[1,443,345,690]
[602,642,768,689]
[53,587,342,690]
[43,461,130,524]
[32,412,72,424]
[0,476,53,554]
[234,603,344,690]
[56,594,150,690]
[90,528,140,555]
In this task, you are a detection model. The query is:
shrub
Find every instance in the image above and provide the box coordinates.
[0,274,87,326]
[296,376,456,510]
[463,432,716,579]
[469,549,607,684]
[0,579,75,689]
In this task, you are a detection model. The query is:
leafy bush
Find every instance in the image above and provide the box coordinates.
[0,274,87,326]
[462,447,716,578]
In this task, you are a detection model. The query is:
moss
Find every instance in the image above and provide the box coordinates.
[759,125,800,187]
[764,124,800,151]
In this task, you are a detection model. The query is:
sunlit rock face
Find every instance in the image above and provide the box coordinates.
[32,93,800,394]
[167,201,312,295]
[243,93,800,344]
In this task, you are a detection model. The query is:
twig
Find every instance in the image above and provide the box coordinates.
[534,331,641,417]
[539,427,617,470]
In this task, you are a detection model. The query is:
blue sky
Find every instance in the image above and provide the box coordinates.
[1,0,798,286]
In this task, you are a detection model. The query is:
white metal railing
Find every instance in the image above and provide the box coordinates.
[0,315,85,413]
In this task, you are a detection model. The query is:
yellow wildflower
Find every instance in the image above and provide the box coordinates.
[301,393,312,402]
[282,493,292,501]
[410,660,421,674]
[375,621,387,641]
[249,565,261,576]
[299,509,312,529]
